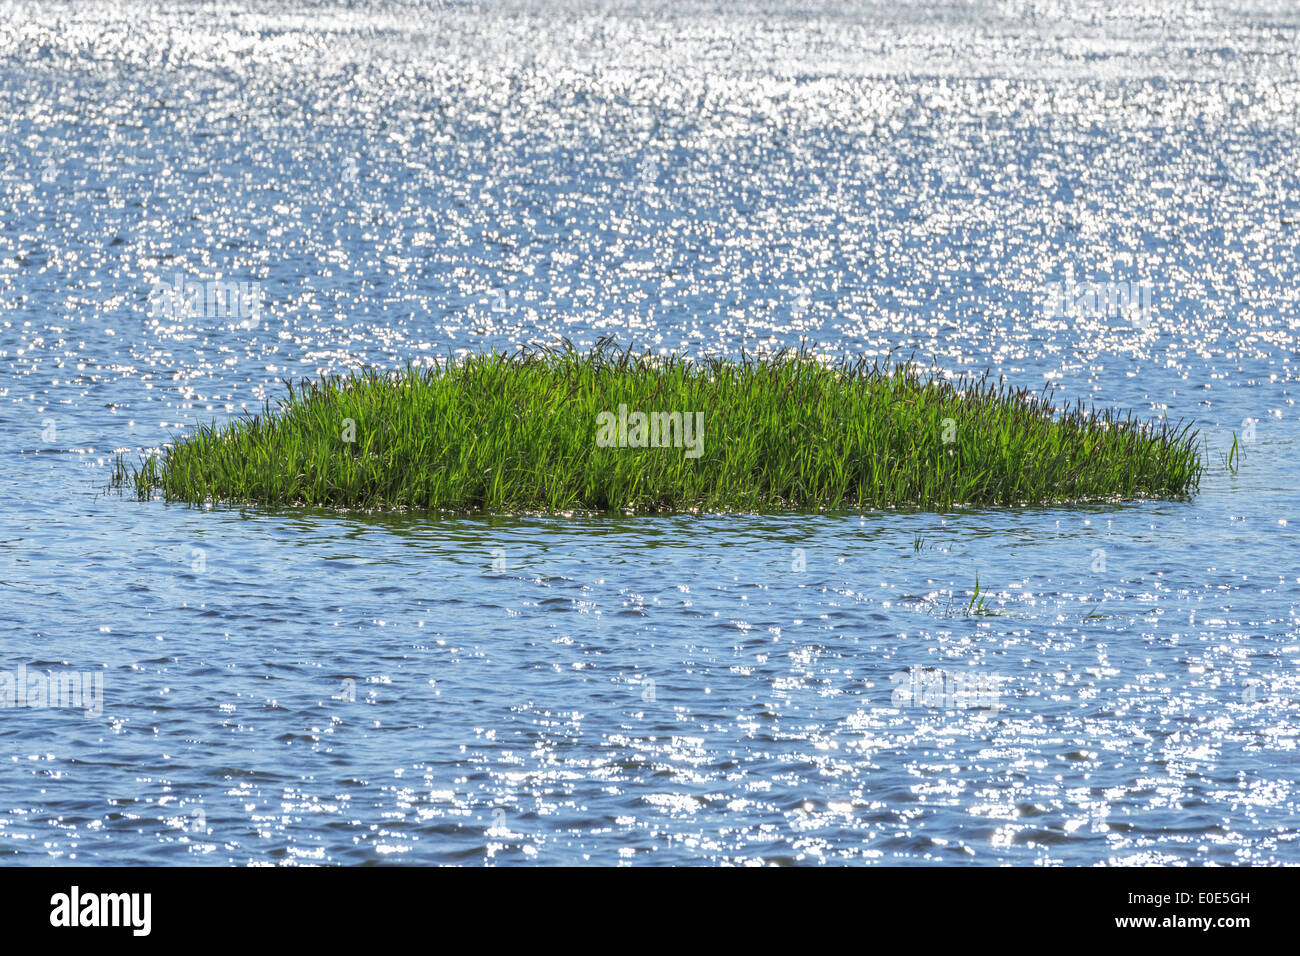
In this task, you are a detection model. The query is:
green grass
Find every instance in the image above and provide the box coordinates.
[966,574,995,617]
[110,341,1203,513]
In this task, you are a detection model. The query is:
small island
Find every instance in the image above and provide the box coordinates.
[112,342,1203,513]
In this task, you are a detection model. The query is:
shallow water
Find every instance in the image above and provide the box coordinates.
[1,0,1298,864]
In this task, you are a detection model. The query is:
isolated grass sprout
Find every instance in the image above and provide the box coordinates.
[111,341,1203,513]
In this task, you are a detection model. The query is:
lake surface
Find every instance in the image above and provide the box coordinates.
[1,0,1298,864]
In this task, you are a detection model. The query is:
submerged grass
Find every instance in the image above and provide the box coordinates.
[112,340,1202,513]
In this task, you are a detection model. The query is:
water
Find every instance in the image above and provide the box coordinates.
[1,0,1298,864]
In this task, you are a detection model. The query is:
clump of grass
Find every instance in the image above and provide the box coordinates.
[111,340,1203,513]
[966,574,995,617]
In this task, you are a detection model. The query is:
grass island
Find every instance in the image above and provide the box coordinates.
[112,342,1203,513]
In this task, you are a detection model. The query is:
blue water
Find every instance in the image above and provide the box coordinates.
[2,0,1299,864]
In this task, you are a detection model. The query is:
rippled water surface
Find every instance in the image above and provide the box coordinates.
[2,0,1299,864]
